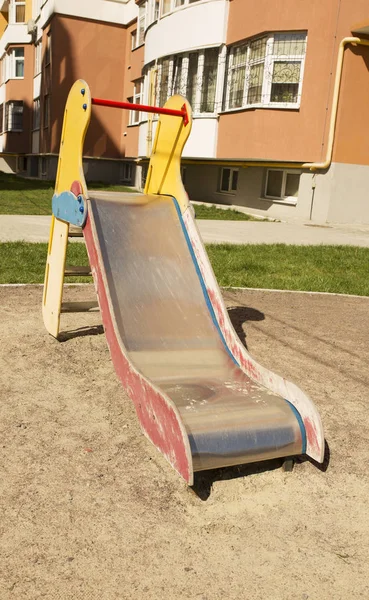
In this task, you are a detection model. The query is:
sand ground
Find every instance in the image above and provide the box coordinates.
[0,285,368,600]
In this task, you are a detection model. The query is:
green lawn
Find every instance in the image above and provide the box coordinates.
[1,241,368,296]
[0,173,260,220]
[0,173,136,215]
[193,204,261,221]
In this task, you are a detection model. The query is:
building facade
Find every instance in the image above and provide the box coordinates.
[1,0,369,223]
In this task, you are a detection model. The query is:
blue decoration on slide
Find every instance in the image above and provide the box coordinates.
[52,191,87,227]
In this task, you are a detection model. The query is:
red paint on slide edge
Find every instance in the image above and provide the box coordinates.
[83,214,191,483]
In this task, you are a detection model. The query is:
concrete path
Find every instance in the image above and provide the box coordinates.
[1,214,369,246]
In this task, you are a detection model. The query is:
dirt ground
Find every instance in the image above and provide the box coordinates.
[0,285,368,600]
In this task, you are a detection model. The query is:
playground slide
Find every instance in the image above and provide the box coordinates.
[43,80,324,485]
[83,191,324,484]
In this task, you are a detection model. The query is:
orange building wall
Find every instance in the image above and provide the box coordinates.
[333,44,369,166]
[50,15,128,158]
[331,0,369,166]
[218,0,369,164]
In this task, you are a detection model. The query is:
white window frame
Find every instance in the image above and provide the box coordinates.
[138,2,146,46]
[9,0,26,24]
[129,79,143,125]
[219,167,238,195]
[34,41,42,76]
[154,48,220,116]
[5,47,24,81]
[264,169,300,205]
[224,32,307,111]
[121,162,133,183]
[4,100,24,132]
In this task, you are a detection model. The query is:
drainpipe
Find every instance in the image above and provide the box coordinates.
[302,36,369,171]
[146,62,157,157]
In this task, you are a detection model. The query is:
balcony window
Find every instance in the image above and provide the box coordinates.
[9,0,26,24]
[0,104,3,134]
[5,101,23,132]
[155,47,220,114]
[224,32,307,110]
[138,3,145,45]
[33,98,40,130]
[34,41,42,76]
[4,48,25,80]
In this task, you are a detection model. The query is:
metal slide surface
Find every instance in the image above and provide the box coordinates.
[88,192,304,472]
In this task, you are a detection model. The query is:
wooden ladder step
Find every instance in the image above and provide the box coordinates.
[61,301,99,313]
[64,265,91,276]
[68,225,84,238]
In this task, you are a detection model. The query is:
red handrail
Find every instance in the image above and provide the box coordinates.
[91,97,189,126]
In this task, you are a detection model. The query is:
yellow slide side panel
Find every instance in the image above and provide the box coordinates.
[42,80,91,339]
[145,96,192,214]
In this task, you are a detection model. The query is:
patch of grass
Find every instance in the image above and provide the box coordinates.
[193,203,261,221]
[0,242,91,284]
[0,242,368,296]
[207,244,369,296]
[0,172,136,215]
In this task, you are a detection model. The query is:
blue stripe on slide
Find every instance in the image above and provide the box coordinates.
[172,197,307,452]
[285,400,307,454]
[172,197,238,365]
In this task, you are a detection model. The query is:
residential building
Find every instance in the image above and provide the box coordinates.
[1,0,369,223]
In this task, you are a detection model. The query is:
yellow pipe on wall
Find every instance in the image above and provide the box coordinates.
[302,37,369,171]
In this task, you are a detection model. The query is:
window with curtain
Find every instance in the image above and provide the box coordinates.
[225,32,307,110]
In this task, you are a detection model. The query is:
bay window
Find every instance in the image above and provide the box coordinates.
[155,47,220,114]
[225,32,307,110]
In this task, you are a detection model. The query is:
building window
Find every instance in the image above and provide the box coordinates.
[131,30,137,50]
[34,41,42,75]
[121,163,133,183]
[43,95,50,128]
[14,48,24,78]
[0,104,3,134]
[138,3,145,45]
[264,169,300,202]
[225,32,307,110]
[155,47,220,114]
[33,98,40,130]
[9,0,26,24]
[219,168,238,194]
[40,157,47,176]
[4,48,25,80]
[17,156,27,172]
[5,101,23,132]
[129,79,143,125]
